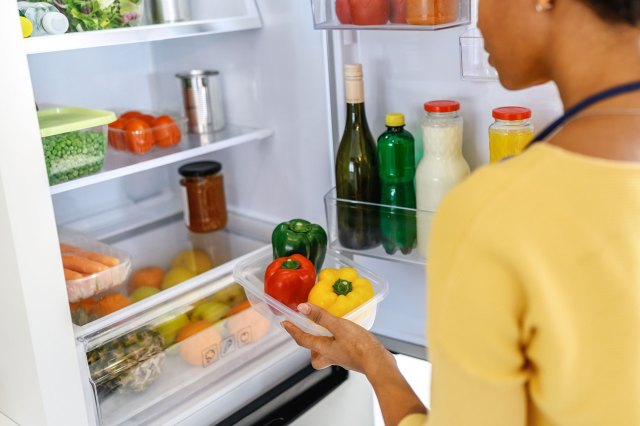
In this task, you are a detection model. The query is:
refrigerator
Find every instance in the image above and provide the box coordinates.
[0,0,563,424]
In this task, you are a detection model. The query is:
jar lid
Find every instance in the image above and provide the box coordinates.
[493,107,532,120]
[385,113,405,127]
[179,161,222,177]
[424,100,460,113]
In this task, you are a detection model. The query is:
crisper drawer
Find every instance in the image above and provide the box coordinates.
[78,272,288,426]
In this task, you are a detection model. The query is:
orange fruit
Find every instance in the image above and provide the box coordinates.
[91,294,132,318]
[70,297,97,314]
[176,321,222,367]
[227,308,271,344]
[129,266,165,291]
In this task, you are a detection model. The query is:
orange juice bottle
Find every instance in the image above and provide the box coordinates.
[489,107,534,163]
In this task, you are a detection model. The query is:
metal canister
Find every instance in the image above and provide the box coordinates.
[150,0,191,23]
[176,70,226,134]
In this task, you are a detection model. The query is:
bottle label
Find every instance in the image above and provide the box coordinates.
[181,186,191,227]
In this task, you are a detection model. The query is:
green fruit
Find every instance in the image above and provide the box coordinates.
[155,313,190,346]
[211,283,246,307]
[161,267,197,290]
[191,301,230,323]
[130,286,160,302]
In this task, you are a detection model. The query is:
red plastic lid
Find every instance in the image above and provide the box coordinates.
[424,100,460,113]
[492,106,532,121]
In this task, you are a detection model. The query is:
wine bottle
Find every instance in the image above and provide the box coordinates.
[335,64,381,250]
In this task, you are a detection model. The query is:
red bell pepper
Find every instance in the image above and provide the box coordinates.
[264,254,316,310]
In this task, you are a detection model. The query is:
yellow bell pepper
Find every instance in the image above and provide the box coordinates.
[307,267,374,317]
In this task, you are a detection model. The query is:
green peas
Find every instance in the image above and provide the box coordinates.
[43,129,106,185]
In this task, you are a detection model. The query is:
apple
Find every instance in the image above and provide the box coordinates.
[191,301,230,323]
[130,286,160,303]
[155,313,190,346]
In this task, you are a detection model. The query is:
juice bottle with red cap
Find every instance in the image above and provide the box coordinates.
[489,107,535,163]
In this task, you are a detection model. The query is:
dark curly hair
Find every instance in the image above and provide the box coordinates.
[584,0,640,25]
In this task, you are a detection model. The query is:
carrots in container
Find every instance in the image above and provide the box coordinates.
[60,243,120,267]
[62,255,109,275]
[64,268,85,280]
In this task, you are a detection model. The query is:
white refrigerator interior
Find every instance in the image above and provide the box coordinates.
[0,0,564,424]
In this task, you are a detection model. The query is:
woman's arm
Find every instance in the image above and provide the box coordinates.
[283,303,427,425]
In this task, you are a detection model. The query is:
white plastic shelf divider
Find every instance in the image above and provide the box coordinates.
[50,125,274,195]
[23,17,262,55]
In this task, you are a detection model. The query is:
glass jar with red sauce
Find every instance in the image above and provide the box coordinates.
[179,161,228,233]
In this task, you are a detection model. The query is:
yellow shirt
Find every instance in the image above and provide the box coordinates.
[401,144,640,426]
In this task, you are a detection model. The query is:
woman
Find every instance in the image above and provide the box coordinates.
[284,0,640,424]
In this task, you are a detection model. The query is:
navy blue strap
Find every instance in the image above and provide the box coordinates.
[530,80,640,144]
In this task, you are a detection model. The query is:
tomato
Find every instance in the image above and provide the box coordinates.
[140,114,155,126]
[152,115,182,148]
[120,111,143,120]
[336,0,352,24]
[350,0,389,25]
[108,118,128,150]
[390,0,406,23]
[125,118,154,154]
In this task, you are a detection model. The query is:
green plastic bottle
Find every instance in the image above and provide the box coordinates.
[377,113,417,255]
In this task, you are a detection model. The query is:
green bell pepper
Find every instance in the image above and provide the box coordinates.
[272,219,328,272]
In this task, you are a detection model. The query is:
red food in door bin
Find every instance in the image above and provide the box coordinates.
[350,0,390,25]
[336,0,353,24]
[390,0,406,23]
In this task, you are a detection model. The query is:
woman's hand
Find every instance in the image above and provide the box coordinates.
[282,302,395,376]
[283,303,428,425]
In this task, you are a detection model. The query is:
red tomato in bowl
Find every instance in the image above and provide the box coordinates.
[151,115,182,148]
[120,111,143,120]
[336,0,353,24]
[390,0,406,23]
[108,118,128,150]
[140,114,155,126]
[125,118,154,154]
[350,0,390,25]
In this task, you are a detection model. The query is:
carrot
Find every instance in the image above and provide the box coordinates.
[224,299,251,318]
[62,255,109,275]
[64,268,85,280]
[60,244,120,267]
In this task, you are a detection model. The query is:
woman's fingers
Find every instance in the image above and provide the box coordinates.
[282,321,332,353]
[297,303,342,335]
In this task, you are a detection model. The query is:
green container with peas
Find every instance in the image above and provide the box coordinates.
[37,107,116,185]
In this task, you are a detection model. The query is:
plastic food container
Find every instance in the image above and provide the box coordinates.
[82,278,278,425]
[37,107,116,185]
[60,229,132,304]
[108,112,187,154]
[65,0,145,32]
[233,246,389,336]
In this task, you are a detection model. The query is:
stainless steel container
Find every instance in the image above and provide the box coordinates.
[176,70,226,134]
[150,0,191,23]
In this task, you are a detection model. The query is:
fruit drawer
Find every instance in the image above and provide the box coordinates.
[79,274,282,425]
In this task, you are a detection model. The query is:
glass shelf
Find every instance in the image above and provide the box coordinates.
[324,187,434,265]
[49,125,273,195]
[311,0,471,31]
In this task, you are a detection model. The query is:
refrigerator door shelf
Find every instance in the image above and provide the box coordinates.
[311,0,471,31]
[79,271,291,426]
[460,28,499,81]
[23,0,262,55]
[324,187,433,265]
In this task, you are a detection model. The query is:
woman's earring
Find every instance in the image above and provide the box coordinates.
[535,0,553,12]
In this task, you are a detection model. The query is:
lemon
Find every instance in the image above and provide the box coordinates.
[162,267,197,289]
[170,249,213,274]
